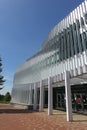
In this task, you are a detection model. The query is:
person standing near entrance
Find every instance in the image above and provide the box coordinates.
[75,96,81,111]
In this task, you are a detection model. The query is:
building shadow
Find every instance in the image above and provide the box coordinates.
[0,108,39,114]
[53,113,66,116]
[73,119,87,122]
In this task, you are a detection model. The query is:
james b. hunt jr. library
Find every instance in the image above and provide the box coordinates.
[11,0,87,121]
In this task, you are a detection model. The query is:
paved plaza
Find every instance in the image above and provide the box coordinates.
[0,104,87,130]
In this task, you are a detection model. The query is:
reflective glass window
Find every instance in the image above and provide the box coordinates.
[84,13,87,24]
[73,23,76,30]
[76,19,80,29]
[81,17,85,27]
[83,31,87,49]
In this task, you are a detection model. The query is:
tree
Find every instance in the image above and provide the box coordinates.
[0,56,5,89]
[4,92,11,102]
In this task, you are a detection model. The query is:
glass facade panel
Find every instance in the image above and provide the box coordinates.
[76,19,82,53]
[61,34,63,60]
[69,25,75,56]
[63,29,67,59]
[84,13,87,24]
[81,17,85,27]
[79,34,84,52]
[76,19,80,29]
[83,31,87,49]
[59,34,61,61]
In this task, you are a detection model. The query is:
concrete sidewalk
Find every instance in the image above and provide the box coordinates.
[0,104,87,130]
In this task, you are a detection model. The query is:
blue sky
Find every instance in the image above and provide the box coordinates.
[0,0,84,95]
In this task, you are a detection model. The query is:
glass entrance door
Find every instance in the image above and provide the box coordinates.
[56,94,65,109]
[57,94,61,108]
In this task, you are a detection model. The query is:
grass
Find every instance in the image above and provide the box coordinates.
[0,100,9,104]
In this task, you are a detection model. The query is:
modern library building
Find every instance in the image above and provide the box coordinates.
[11,0,87,121]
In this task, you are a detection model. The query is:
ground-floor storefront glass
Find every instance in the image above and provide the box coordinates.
[44,84,87,114]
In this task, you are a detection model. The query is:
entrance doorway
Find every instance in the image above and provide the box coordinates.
[56,94,65,109]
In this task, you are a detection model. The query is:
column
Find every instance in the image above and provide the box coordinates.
[48,77,53,115]
[65,71,73,121]
[26,85,28,104]
[39,80,44,112]
[29,84,32,105]
[27,84,30,104]
[27,85,29,104]
[34,83,37,110]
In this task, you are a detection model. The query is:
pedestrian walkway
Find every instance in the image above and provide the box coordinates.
[0,104,87,130]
